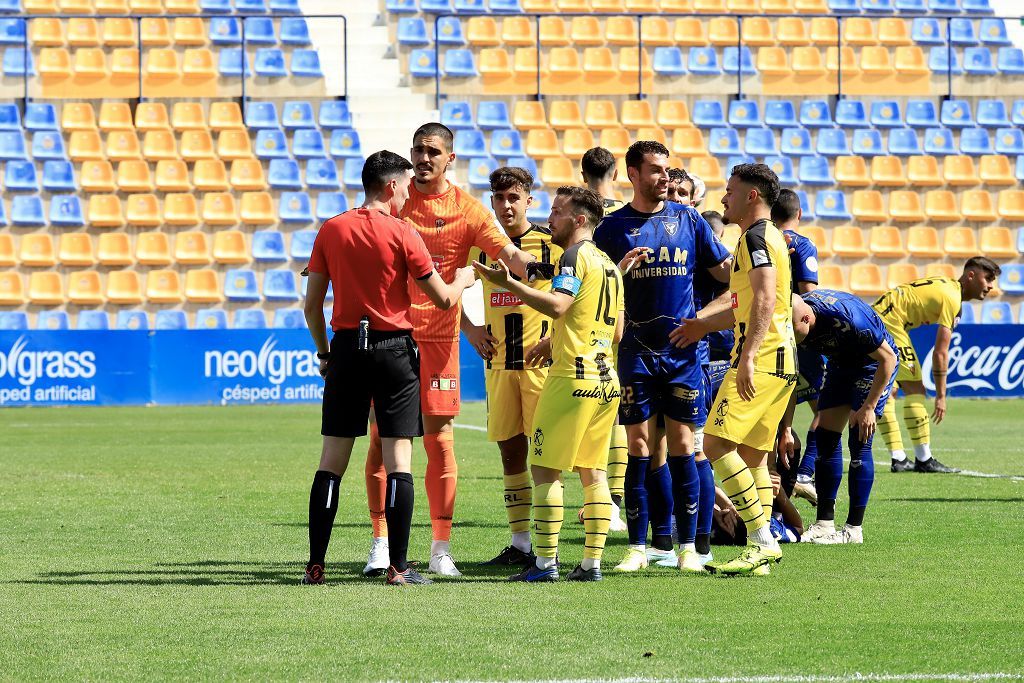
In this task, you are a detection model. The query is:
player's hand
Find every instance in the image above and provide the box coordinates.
[618,247,652,275]
[736,358,756,401]
[668,318,706,349]
[783,231,796,255]
[932,396,947,424]
[526,337,552,367]
[472,259,510,286]
[777,427,796,468]
[454,265,477,289]
[769,470,782,498]
[464,324,497,361]
[851,405,876,440]
[714,504,738,537]
[318,358,329,379]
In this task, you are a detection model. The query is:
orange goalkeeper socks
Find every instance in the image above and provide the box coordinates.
[424,430,458,542]
[365,424,388,538]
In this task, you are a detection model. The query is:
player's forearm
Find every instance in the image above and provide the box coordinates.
[932,351,949,398]
[304,309,329,356]
[780,392,797,430]
[502,276,563,319]
[864,364,892,412]
[701,308,736,334]
[697,291,733,319]
[506,248,536,280]
[741,291,773,364]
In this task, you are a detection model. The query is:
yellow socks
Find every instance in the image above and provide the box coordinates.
[904,394,930,447]
[752,465,774,522]
[712,451,768,533]
[532,481,564,560]
[606,425,628,502]
[582,481,613,564]
[878,397,905,455]
[503,471,532,535]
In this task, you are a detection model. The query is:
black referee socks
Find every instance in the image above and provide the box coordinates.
[308,470,341,568]
[385,472,414,572]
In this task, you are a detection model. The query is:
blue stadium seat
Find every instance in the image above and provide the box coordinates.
[269,0,299,8]
[997,47,1024,75]
[1018,227,1024,253]
[911,18,944,45]
[964,47,996,75]
[728,100,761,128]
[853,128,885,156]
[281,101,315,129]
[468,156,499,188]
[319,101,351,129]
[236,0,268,13]
[959,303,975,323]
[0,102,18,129]
[342,158,364,187]
[273,308,305,328]
[200,0,232,12]
[0,130,27,160]
[887,128,922,155]
[0,18,25,45]
[980,301,1012,324]
[218,48,251,78]
[796,190,815,219]
[923,127,956,154]
[817,128,851,156]
[117,310,149,330]
[409,50,439,79]
[723,47,756,75]
[264,269,299,301]
[436,17,466,46]
[398,17,430,46]
[941,99,973,127]
[77,310,109,330]
[225,270,260,302]
[37,310,69,330]
[994,128,1024,155]
[4,160,38,192]
[959,127,992,155]
[489,129,523,158]
[305,158,340,190]
[906,99,939,128]
[454,0,487,12]
[247,101,279,129]
[815,190,851,220]
[0,311,28,330]
[490,0,523,11]
[266,159,301,189]
[328,128,362,158]
[977,99,1010,127]
[929,47,963,75]
[24,103,56,131]
[1012,101,1024,125]
[421,0,453,11]
[441,101,474,130]
[687,47,722,76]
[1012,153,1023,179]
[386,0,418,12]
[255,48,287,77]
[33,132,67,161]
[477,101,510,129]
[0,0,18,12]
[290,229,317,259]
[863,0,894,11]
[3,48,34,77]
[253,230,287,261]
[11,195,44,226]
[692,100,726,128]
[744,128,778,156]
[315,193,347,220]
[835,100,868,128]
[829,0,861,11]
[292,129,326,158]
[764,100,797,128]
[709,128,741,156]
[780,127,814,156]
[979,18,1010,45]
[725,155,756,174]
[254,129,289,159]
[49,195,85,227]
[653,47,686,76]
[234,309,268,329]
[155,310,188,330]
[870,100,903,128]
[928,0,961,11]
[454,128,485,157]
[243,17,275,45]
[508,156,541,187]
[799,100,832,128]
[195,309,229,329]
[526,190,551,222]
[279,18,311,46]
[278,191,313,223]
[444,49,477,77]
[963,0,992,11]
[949,18,977,45]
[999,263,1024,294]
[765,156,797,185]
[209,17,241,44]
[798,155,834,186]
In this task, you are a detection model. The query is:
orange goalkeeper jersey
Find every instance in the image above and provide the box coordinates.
[402,182,511,342]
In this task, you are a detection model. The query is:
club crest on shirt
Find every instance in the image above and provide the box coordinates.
[628,226,641,237]
[664,220,678,236]
[435,218,445,229]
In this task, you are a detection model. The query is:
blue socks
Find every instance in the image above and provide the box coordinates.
[668,454,699,548]
[645,462,674,551]
[814,427,844,522]
[624,456,650,546]
[846,429,875,526]
[695,457,715,555]
[797,428,818,480]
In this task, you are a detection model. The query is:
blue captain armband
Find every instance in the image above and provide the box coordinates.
[552,274,582,296]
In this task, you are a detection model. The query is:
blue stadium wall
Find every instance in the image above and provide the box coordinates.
[0,326,1022,407]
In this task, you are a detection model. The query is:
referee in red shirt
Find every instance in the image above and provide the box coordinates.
[302,150,476,586]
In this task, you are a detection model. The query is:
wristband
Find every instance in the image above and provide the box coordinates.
[317,352,330,360]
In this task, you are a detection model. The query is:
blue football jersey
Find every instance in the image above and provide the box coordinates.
[784,229,819,293]
[594,201,730,363]
[801,289,895,364]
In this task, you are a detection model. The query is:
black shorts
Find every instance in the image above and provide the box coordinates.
[321,330,423,439]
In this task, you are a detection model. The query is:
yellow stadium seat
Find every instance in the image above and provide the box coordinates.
[140,18,171,46]
[817,264,846,290]
[96,0,130,12]
[980,226,1017,259]
[549,47,583,77]
[835,156,870,187]
[621,100,655,129]
[60,0,93,11]
[106,271,144,305]
[925,263,956,279]
[478,48,512,78]
[80,160,116,192]
[29,19,64,47]
[541,157,576,186]
[661,0,693,9]
[673,18,708,48]
[174,231,211,265]
[943,155,979,186]
[888,191,926,222]
[997,189,1024,220]
[97,232,133,265]
[116,160,155,192]
[539,17,570,47]
[147,270,183,304]
[906,155,942,186]
[757,47,790,76]
[826,46,860,76]
[844,18,877,46]
[88,194,124,227]
[852,190,887,222]
[979,155,1015,186]
[924,190,961,222]
[180,130,215,161]
[73,48,107,77]
[740,17,775,47]
[19,234,56,267]
[102,18,137,47]
[639,17,672,47]
[592,0,624,8]
[125,193,161,226]
[569,17,602,47]
[202,192,238,225]
[513,101,548,130]
[164,0,198,10]
[0,273,25,304]
[146,48,179,78]
[562,128,596,160]
[907,225,943,258]
[501,17,535,47]
[726,0,758,9]
[70,131,105,161]
[549,101,584,130]
[185,269,222,303]
[583,47,616,76]
[887,263,921,289]
[606,16,639,46]
[792,47,826,75]
[796,0,828,9]
[215,130,252,161]
[172,102,207,130]
[155,159,191,192]
[135,231,172,266]
[526,128,562,159]
[850,264,886,297]
[869,226,906,258]
[694,0,726,10]
[810,17,838,45]
[173,17,207,46]
[962,190,997,222]
[68,18,101,47]
[0,234,15,267]
[229,159,267,191]
[110,49,139,79]
[58,233,96,267]
[893,46,929,75]
[28,272,64,305]
[614,157,630,188]
[523,0,556,8]
[761,0,794,10]
[182,48,216,79]
[944,226,979,258]
[240,192,275,225]
[67,271,105,306]
[658,100,691,128]
[777,18,810,46]
[872,156,907,187]
[143,130,178,160]
[708,17,739,46]
[619,47,653,78]
[860,46,893,75]
[557,0,590,9]
[688,157,723,187]
[38,48,72,79]
[131,0,163,11]
[636,126,667,146]
[106,130,142,161]
[163,193,200,226]
[24,0,58,11]
[600,127,631,157]
[135,103,170,132]
[584,100,619,128]
[626,0,659,9]
[465,17,500,47]
[832,226,869,258]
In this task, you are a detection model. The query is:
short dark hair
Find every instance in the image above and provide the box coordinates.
[489,166,533,194]
[556,186,604,229]
[731,162,780,207]
[668,168,690,184]
[625,140,670,170]
[361,150,413,195]
[963,256,1001,279]
[412,122,454,152]
[581,146,616,181]
[770,188,802,225]
[701,210,724,228]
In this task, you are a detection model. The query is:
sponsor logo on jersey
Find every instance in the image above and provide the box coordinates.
[571,381,621,405]
[672,386,700,401]
[489,290,523,307]
[430,374,458,391]
[731,292,738,309]
[751,249,769,267]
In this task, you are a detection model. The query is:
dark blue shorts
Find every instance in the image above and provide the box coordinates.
[618,352,708,427]
[817,353,899,417]
[795,347,827,405]
[705,360,730,414]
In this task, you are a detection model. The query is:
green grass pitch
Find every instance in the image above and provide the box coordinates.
[2,399,1023,681]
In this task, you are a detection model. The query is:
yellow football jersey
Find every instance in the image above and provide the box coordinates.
[603,198,626,216]
[549,239,624,381]
[473,224,563,370]
[872,276,962,331]
[730,219,797,377]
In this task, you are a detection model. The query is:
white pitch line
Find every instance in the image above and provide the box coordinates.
[446,674,1024,683]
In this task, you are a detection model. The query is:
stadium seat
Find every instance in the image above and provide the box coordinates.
[800,100,832,128]
[671,128,704,157]
[728,100,761,128]
[478,101,510,130]
[849,264,886,297]
[997,190,1024,220]
[180,130,216,161]
[563,128,595,160]
[3,49,34,77]
[980,301,1012,324]
[162,193,200,226]
[234,309,268,329]
[961,189,997,222]
[998,264,1024,294]
[194,309,228,330]
[869,225,907,258]
[929,47,963,75]
[217,130,254,161]
[230,159,267,191]
[68,271,105,306]
[886,128,920,156]
[995,129,1024,156]
[764,156,796,185]
[815,191,851,221]
[40,160,76,194]
[239,192,275,225]
[907,154,942,187]
[210,103,245,132]
[852,129,883,157]
[136,231,171,266]
[304,158,339,190]
[36,310,69,330]
[444,49,478,77]
[722,46,755,76]
[880,17,912,45]
[20,233,56,267]
[143,131,178,161]
[997,47,1024,75]
[78,310,109,330]
[941,99,973,128]
[950,18,977,46]
[924,190,962,221]
[273,309,305,329]
[28,273,63,306]
[254,129,288,159]
[653,47,686,76]
[960,302,977,324]
[278,191,313,223]
[96,232,132,266]
[287,230,316,262]
[584,101,619,129]
[779,128,813,157]
[549,101,583,130]
[692,100,726,128]
[184,270,222,304]
[799,155,834,185]
[441,101,473,131]
[189,160,225,191]
[745,128,778,156]
[708,17,738,47]
[886,263,921,289]
[687,47,721,76]
[319,101,351,129]
[835,156,870,186]
[251,231,286,263]
[871,156,907,186]
[852,190,887,222]
[0,308,29,330]
[979,154,1015,185]
[906,100,938,128]
[0,131,27,161]
[293,130,326,159]
[961,128,993,155]
[835,100,868,129]
[964,47,997,75]
[135,103,170,132]
[326,129,361,159]
[4,160,38,192]
[709,128,741,156]
[817,129,851,156]
[622,100,656,130]
[756,47,790,76]
[977,100,1010,128]
[789,46,826,76]
[924,128,956,155]
[11,195,45,226]
[776,17,810,46]
[832,226,869,258]
[943,226,978,257]
[152,310,186,330]
[117,159,155,193]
